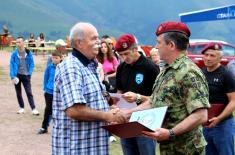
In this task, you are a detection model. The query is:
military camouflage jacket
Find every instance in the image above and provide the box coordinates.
[150,54,210,147]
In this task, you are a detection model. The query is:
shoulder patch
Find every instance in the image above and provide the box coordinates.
[135,73,144,84]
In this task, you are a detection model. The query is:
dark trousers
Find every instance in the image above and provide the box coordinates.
[42,92,53,129]
[14,74,35,110]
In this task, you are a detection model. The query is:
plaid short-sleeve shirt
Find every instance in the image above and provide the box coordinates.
[52,50,110,155]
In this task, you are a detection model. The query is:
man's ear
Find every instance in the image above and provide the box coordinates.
[168,41,175,49]
[218,50,223,59]
[75,38,82,49]
[133,46,138,52]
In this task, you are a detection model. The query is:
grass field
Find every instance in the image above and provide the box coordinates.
[109,137,160,155]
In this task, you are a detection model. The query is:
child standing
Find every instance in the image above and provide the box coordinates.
[38,51,62,134]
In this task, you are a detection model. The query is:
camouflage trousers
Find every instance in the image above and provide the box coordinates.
[159,141,205,155]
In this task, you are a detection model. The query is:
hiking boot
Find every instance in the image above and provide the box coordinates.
[17,108,25,114]
[37,128,48,134]
[32,109,40,115]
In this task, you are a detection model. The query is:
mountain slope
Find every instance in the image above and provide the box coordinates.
[0,0,234,45]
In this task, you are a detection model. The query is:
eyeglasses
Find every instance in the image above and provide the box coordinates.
[108,43,113,45]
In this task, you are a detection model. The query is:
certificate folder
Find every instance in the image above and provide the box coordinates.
[203,103,226,126]
[102,106,168,138]
[102,122,153,138]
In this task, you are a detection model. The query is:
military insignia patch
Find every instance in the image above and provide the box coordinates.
[214,44,219,50]
[135,73,144,84]
[122,42,128,49]
[158,25,163,32]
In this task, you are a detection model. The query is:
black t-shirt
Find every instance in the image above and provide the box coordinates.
[116,54,160,98]
[202,65,235,105]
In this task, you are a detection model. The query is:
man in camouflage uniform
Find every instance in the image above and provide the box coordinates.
[130,21,210,155]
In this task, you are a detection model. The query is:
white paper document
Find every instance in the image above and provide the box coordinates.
[109,93,137,109]
[129,106,168,131]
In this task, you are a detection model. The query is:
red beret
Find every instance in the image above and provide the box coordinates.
[201,42,222,54]
[115,34,136,52]
[156,21,191,37]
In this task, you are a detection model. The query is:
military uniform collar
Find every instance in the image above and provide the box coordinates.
[167,53,186,70]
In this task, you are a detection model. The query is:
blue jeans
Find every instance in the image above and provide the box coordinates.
[203,117,235,155]
[121,136,156,155]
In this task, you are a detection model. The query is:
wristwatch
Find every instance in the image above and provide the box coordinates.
[136,94,142,104]
[168,129,176,141]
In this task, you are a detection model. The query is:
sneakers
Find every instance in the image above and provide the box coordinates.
[109,136,117,142]
[37,128,48,134]
[32,109,40,115]
[17,108,25,114]
[17,108,40,115]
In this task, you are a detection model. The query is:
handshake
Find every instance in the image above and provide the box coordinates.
[11,77,19,85]
[105,106,132,124]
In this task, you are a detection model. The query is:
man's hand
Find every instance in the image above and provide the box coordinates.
[119,108,132,120]
[142,128,170,141]
[122,91,137,103]
[106,108,127,124]
[11,77,19,85]
[109,104,118,110]
[205,117,221,128]
[109,106,132,121]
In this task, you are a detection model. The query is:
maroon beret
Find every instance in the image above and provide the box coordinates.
[115,34,136,52]
[201,42,222,54]
[156,21,191,37]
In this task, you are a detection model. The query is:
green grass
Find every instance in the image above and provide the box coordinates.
[110,138,123,155]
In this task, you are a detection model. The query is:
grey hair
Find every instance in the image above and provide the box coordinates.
[69,22,95,48]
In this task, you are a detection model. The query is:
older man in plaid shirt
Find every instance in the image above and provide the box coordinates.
[52,22,126,155]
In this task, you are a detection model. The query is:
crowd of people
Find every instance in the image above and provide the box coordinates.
[27,32,46,47]
[9,21,235,155]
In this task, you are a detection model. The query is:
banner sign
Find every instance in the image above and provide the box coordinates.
[179,5,235,22]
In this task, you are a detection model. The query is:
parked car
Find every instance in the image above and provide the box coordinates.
[187,39,235,68]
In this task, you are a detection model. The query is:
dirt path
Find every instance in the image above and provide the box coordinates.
[0,50,124,155]
[0,50,51,155]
